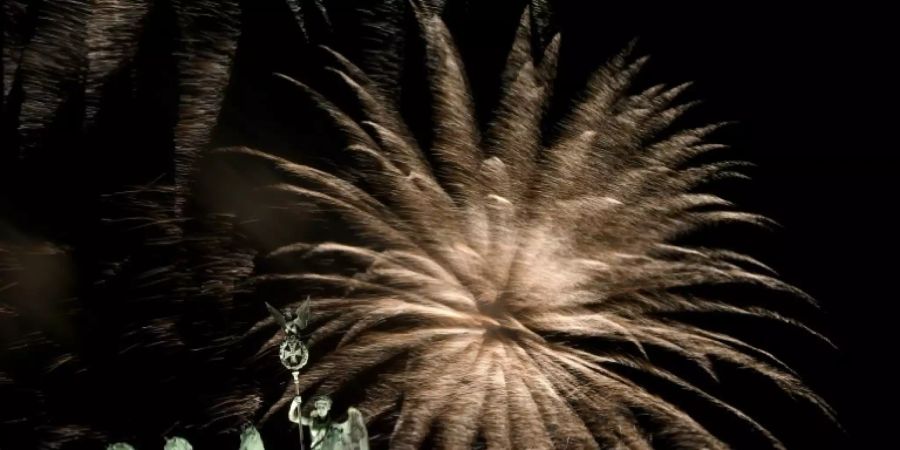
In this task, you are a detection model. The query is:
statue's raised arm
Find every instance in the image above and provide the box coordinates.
[288,395,310,425]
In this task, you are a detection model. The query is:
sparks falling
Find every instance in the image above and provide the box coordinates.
[215,7,835,449]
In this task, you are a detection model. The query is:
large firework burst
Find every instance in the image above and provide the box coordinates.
[0,2,838,448]
[208,6,834,449]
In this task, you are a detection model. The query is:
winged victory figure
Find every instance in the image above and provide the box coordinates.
[289,395,368,450]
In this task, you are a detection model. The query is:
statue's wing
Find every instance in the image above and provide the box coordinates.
[294,297,311,329]
[265,302,288,330]
[345,407,369,450]
[238,424,266,450]
[106,444,136,450]
[163,437,194,450]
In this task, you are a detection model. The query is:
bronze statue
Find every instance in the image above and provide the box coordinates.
[289,395,368,450]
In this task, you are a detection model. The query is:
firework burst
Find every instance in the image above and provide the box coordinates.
[208,6,835,449]
[0,2,835,448]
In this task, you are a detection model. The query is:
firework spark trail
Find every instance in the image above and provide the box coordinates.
[218,6,835,449]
